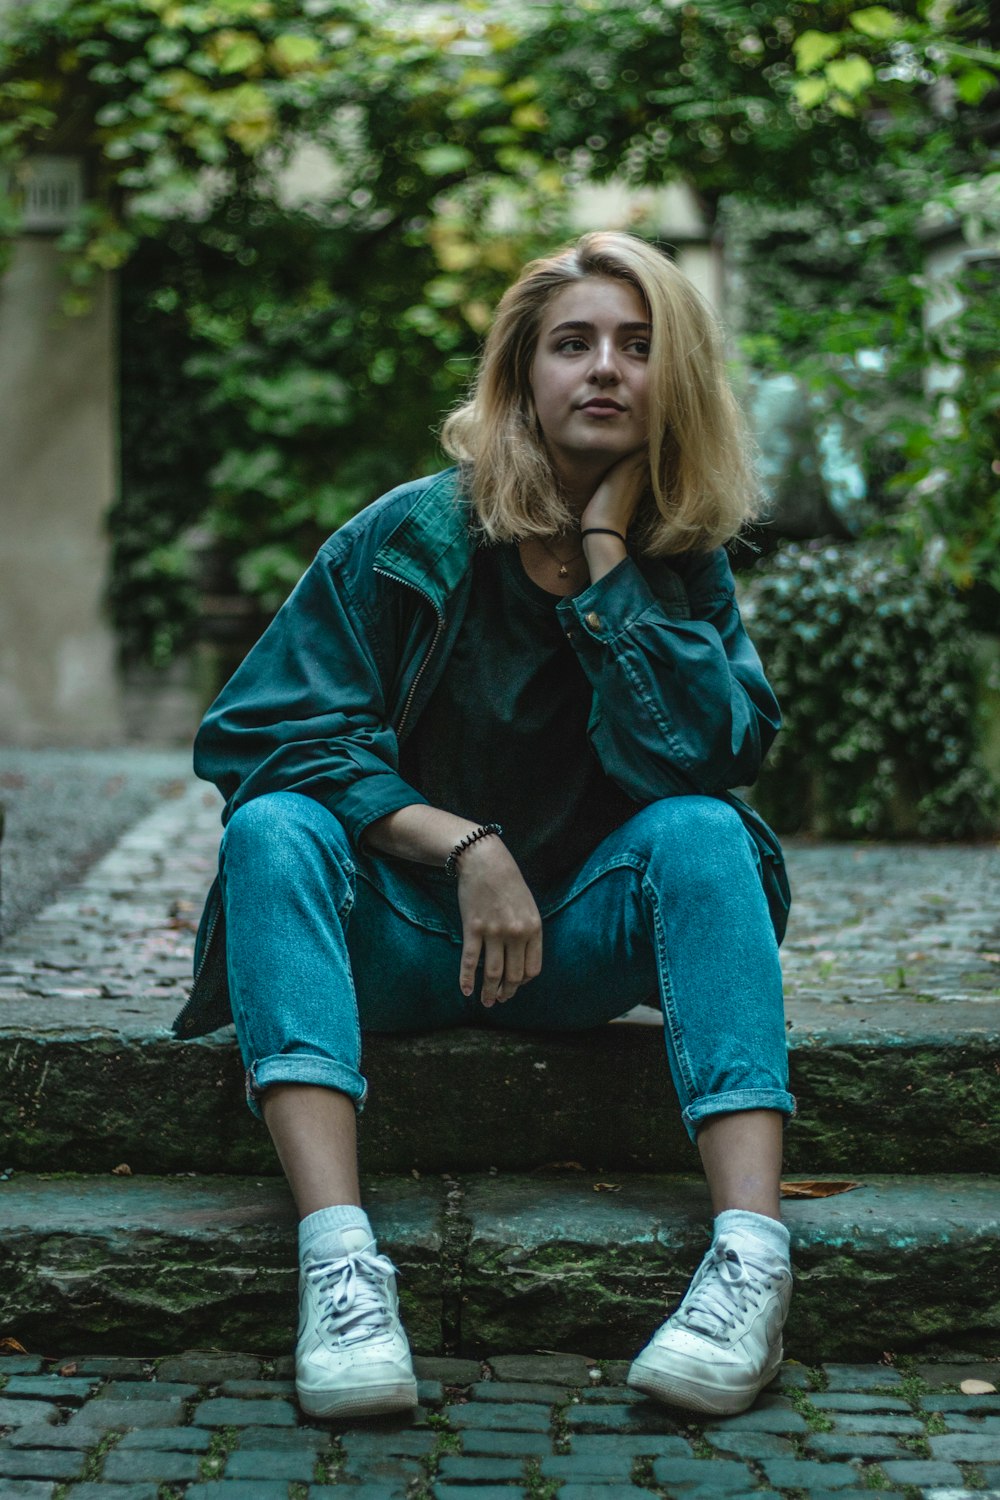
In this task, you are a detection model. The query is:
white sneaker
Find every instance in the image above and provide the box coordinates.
[295,1224,418,1420]
[627,1232,792,1416]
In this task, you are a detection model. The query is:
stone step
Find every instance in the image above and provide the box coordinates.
[1,1171,996,1361]
[0,1004,997,1177]
[2,783,998,1176]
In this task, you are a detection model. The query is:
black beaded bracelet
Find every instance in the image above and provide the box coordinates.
[445,822,503,878]
[581,527,627,544]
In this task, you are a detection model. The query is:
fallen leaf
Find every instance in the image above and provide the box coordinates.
[111,1163,132,1176]
[0,1337,28,1353]
[59,1362,79,1377]
[960,1378,997,1394]
[780,1179,861,1199]
[593,1182,621,1193]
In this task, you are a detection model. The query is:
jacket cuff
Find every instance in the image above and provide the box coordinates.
[329,772,430,851]
[556,556,660,644]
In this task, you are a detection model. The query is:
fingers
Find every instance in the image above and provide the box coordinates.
[480,934,506,1008]
[524,929,543,984]
[459,930,482,999]
[480,927,544,1008]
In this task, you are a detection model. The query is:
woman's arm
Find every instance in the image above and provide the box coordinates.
[557,461,780,801]
[194,546,429,842]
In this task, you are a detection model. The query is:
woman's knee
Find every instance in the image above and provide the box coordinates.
[221,792,353,877]
[637,796,759,898]
[637,796,748,857]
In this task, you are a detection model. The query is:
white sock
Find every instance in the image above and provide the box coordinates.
[714,1209,790,1264]
[299,1204,373,1259]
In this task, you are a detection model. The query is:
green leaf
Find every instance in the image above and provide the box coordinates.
[511,102,546,131]
[825,54,876,97]
[793,30,843,74]
[214,33,266,76]
[956,67,996,106]
[848,8,904,41]
[793,76,830,107]
[270,34,323,74]
[416,144,473,176]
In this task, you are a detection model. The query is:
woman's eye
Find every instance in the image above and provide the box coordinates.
[628,339,651,356]
[556,337,588,352]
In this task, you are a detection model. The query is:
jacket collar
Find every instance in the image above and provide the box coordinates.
[373,468,473,615]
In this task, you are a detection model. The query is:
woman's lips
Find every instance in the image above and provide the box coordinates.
[580,399,626,413]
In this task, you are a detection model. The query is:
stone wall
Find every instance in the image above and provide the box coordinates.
[0,237,125,745]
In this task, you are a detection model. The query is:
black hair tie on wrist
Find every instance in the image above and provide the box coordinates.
[581,527,627,544]
[445,823,503,878]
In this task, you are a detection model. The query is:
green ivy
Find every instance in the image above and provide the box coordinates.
[2,0,997,681]
[892,252,1000,615]
[740,540,997,837]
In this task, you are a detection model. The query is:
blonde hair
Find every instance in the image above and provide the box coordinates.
[441,231,759,554]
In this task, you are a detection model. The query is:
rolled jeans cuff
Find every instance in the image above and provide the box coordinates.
[682,1088,797,1144]
[245,1054,369,1121]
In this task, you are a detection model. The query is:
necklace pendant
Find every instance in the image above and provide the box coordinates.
[558,563,568,577]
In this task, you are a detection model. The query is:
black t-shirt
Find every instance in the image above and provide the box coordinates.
[399,542,637,889]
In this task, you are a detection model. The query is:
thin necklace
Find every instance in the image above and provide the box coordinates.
[538,533,584,578]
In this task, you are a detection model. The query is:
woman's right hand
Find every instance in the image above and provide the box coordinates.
[456,836,543,1006]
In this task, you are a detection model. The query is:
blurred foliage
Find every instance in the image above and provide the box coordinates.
[722,131,1000,615]
[740,540,998,837]
[110,243,205,665]
[892,250,1000,609]
[0,0,997,675]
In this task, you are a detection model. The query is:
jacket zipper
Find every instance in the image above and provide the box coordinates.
[373,566,445,739]
[183,896,221,1018]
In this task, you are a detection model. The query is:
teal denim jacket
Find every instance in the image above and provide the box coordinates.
[174,468,789,1039]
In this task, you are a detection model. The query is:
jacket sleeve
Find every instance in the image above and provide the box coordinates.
[555,548,780,803]
[193,547,428,846]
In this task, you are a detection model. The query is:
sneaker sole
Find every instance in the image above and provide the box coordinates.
[626,1346,783,1418]
[297,1378,418,1421]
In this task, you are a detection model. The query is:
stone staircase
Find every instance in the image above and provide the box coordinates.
[0,777,998,1363]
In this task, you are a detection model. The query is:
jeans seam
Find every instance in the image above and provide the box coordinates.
[355,866,458,937]
[642,867,699,1109]
[538,851,648,919]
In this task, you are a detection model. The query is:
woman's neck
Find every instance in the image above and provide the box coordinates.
[550,455,609,517]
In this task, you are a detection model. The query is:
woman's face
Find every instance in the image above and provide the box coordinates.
[528,275,651,485]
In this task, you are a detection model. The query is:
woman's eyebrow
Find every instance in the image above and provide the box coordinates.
[548,319,652,334]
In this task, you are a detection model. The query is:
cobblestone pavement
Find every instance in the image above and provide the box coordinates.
[0,770,997,1031]
[0,1350,997,1499]
[0,749,191,939]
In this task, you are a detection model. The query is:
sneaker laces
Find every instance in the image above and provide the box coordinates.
[306,1246,399,1347]
[675,1235,777,1340]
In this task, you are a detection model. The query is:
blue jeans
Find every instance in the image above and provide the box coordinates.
[219,792,794,1142]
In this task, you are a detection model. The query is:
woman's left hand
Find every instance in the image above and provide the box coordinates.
[580,451,649,539]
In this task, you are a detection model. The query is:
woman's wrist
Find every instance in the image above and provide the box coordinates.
[581,526,627,544]
[366,805,497,867]
[445,823,504,878]
[580,527,628,584]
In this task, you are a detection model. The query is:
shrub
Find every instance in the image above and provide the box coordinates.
[739,539,997,838]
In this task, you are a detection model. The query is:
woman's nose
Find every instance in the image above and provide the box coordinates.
[589,339,621,382]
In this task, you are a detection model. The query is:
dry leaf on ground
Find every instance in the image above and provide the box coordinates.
[0,1338,28,1354]
[593,1182,621,1193]
[780,1180,861,1199]
[960,1378,997,1394]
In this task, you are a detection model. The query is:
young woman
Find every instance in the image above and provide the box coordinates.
[175,231,795,1423]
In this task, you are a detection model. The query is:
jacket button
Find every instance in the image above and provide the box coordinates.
[584,612,602,630]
